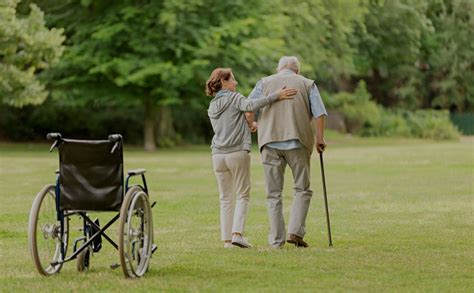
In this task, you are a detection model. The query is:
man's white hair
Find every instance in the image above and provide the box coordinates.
[277,56,300,73]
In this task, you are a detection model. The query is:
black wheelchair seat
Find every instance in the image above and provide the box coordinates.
[58,139,123,211]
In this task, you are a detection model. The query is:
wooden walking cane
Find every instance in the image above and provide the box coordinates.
[318,150,333,247]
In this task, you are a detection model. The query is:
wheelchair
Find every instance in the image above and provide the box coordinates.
[28,133,156,278]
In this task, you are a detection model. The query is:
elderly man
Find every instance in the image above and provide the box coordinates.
[248,56,327,248]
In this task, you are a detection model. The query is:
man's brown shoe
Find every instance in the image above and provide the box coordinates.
[287,234,309,248]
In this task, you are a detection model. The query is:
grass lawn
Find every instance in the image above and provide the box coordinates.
[0,134,473,291]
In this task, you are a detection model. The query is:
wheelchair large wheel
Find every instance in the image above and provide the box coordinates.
[28,184,69,276]
[118,186,153,278]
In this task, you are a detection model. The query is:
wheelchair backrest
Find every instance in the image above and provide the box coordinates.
[58,138,123,211]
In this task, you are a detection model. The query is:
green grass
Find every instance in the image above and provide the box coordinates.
[0,135,473,292]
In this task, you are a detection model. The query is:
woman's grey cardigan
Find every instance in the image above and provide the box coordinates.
[207,89,278,154]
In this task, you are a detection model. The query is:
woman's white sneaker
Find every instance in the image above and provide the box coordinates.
[231,235,252,248]
[224,242,234,249]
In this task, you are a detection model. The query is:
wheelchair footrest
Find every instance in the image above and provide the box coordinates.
[152,244,157,254]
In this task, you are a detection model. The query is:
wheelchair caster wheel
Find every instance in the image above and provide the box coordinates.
[77,246,90,272]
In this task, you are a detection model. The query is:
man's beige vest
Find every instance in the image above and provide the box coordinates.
[258,70,314,153]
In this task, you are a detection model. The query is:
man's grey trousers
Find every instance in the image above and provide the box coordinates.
[261,146,313,247]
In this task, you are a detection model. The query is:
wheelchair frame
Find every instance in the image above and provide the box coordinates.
[28,133,156,278]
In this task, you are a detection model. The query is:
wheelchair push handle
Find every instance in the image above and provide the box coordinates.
[47,133,62,152]
[108,134,122,142]
[109,134,122,154]
[47,133,62,141]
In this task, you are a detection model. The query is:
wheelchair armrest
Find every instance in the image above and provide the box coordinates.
[127,169,146,176]
[125,169,148,193]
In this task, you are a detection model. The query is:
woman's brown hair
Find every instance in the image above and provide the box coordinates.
[205,68,233,96]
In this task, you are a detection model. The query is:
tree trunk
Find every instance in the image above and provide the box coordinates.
[143,99,156,151]
[157,106,176,147]
[336,75,353,92]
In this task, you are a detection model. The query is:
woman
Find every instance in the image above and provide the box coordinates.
[206,68,297,248]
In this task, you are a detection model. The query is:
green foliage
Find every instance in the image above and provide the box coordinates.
[362,109,411,137]
[0,0,64,107]
[0,100,143,142]
[326,81,381,133]
[325,81,460,140]
[284,0,368,88]
[420,0,474,111]
[403,110,460,140]
[0,98,213,145]
[41,0,289,105]
[35,0,288,148]
[352,0,474,110]
[1,0,472,143]
[352,0,432,108]
[262,0,473,112]
[359,109,461,140]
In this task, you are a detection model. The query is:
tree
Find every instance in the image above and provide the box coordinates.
[0,0,65,107]
[283,0,368,92]
[40,0,288,151]
[352,0,432,108]
[420,0,474,111]
[351,0,473,111]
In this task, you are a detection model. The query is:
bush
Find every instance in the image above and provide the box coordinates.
[361,109,460,140]
[324,81,460,140]
[361,109,411,137]
[0,99,144,143]
[0,98,213,145]
[326,81,382,133]
[0,83,460,143]
[403,110,460,140]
